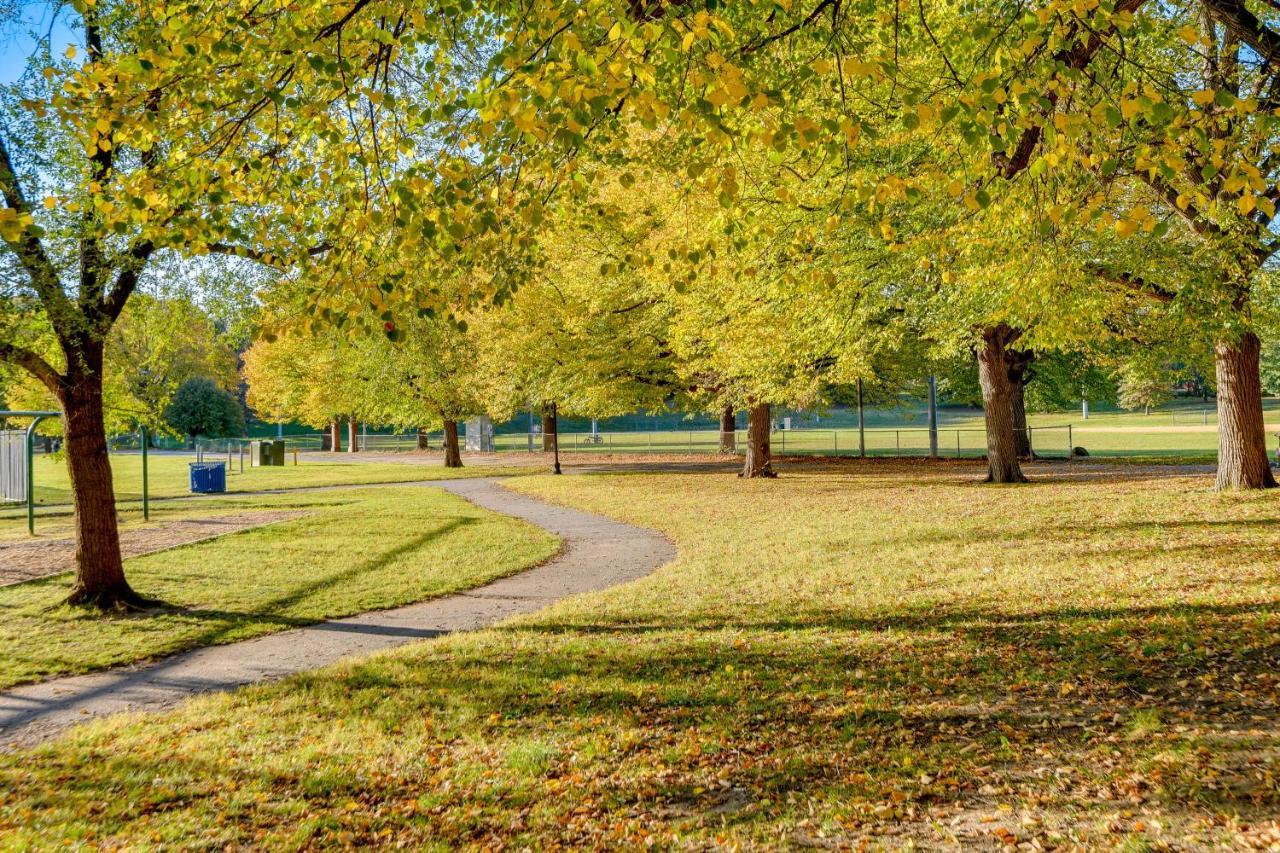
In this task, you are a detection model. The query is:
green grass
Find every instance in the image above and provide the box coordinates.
[487,397,1280,461]
[0,485,557,689]
[2,460,1278,848]
[0,453,530,537]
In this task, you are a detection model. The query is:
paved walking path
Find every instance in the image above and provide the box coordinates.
[0,478,674,749]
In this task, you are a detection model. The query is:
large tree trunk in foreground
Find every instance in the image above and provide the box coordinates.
[442,419,463,468]
[61,354,144,608]
[347,419,360,453]
[978,325,1028,484]
[330,420,343,453]
[719,405,736,453]
[1008,349,1034,459]
[1215,332,1276,490]
[541,403,557,452]
[740,403,777,478]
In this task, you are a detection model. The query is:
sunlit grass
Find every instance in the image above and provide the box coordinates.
[0,453,531,538]
[0,485,557,688]
[2,460,1278,848]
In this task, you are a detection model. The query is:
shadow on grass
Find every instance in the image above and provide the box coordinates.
[4,594,1279,846]
[169,516,478,646]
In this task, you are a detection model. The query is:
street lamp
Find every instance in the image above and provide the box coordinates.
[552,401,562,475]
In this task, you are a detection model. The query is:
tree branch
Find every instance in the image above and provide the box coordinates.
[1086,264,1177,303]
[1204,0,1280,74]
[0,133,68,312]
[993,0,1147,179]
[0,340,62,393]
[740,0,838,55]
[205,241,332,265]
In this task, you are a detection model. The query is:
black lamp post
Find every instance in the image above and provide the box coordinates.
[552,401,562,475]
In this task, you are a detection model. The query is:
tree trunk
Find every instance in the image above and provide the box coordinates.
[442,419,463,468]
[330,420,342,453]
[347,419,359,453]
[1008,349,1034,459]
[416,428,431,450]
[719,405,736,453]
[978,325,1028,483]
[60,355,145,609]
[541,403,557,453]
[740,403,777,478]
[1215,331,1276,490]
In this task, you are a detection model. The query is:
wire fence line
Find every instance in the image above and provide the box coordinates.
[189,425,1076,460]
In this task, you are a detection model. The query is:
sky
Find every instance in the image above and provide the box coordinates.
[0,1,76,85]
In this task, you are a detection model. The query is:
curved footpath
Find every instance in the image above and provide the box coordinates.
[0,477,675,749]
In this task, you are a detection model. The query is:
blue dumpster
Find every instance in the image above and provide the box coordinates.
[189,462,226,494]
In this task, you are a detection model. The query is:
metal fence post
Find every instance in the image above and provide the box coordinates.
[1067,424,1073,460]
[956,430,961,458]
[896,430,900,455]
[1028,427,1034,458]
[141,426,149,521]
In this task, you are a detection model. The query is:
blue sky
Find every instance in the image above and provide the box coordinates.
[1,1,77,85]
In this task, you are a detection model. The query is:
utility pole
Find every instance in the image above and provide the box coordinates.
[856,378,866,458]
[927,374,939,459]
[552,402,562,474]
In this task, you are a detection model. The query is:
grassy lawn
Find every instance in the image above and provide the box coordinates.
[0,485,557,689]
[2,460,1279,848]
[492,397,1280,461]
[0,453,530,537]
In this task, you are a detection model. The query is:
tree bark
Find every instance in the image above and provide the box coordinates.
[330,420,342,453]
[978,325,1028,483]
[541,403,557,453]
[347,419,359,453]
[442,419,463,468]
[60,351,145,608]
[1008,348,1034,459]
[740,403,777,478]
[416,428,431,450]
[719,405,736,453]
[1215,331,1276,490]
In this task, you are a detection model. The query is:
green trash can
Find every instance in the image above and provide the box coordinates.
[250,440,286,467]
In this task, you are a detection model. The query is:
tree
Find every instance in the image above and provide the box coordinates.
[359,313,485,469]
[1117,361,1173,415]
[0,2,445,607]
[471,171,687,463]
[105,293,238,436]
[165,377,243,441]
[242,329,360,440]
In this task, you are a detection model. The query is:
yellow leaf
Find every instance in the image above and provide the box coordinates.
[1115,218,1139,237]
[1192,89,1215,107]
[65,45,77,59]
[42,196,56,210]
